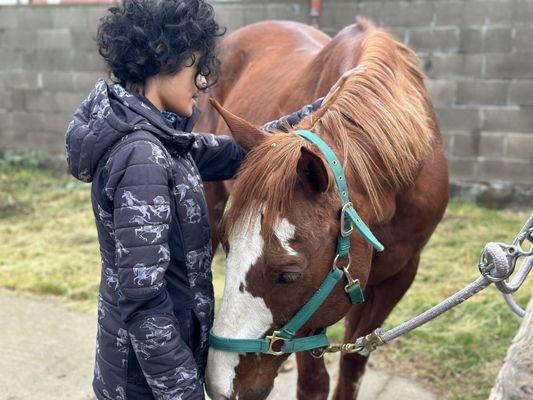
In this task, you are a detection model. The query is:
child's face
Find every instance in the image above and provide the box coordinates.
[148,50,207,117]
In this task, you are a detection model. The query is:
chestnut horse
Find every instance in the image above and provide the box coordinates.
[196,18,449,400]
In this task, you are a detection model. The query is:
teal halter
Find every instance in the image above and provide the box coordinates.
[209,130,384,355]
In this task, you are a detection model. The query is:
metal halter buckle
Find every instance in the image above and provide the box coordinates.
[265,331,288,356]
[333,253,352,270]
[340,202,354,237]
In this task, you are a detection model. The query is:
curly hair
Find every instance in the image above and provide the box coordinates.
[96,0,225,92]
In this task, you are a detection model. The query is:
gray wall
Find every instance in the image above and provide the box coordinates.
[1,1,532,197]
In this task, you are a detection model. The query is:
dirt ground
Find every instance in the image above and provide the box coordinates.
[0,289,438,400]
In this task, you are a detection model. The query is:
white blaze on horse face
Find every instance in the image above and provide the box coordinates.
[274,218,297,256]
[206,215,298,399]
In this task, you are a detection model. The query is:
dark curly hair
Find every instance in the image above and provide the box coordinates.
[96,0,225,92]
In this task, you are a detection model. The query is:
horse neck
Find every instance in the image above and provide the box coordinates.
[303,31,361,98]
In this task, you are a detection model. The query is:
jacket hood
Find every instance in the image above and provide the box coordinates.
[65,79,201,182]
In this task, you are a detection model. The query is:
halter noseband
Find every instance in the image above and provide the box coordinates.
[209,130,384,355]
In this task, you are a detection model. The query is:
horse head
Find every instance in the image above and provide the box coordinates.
[205,103,381,400]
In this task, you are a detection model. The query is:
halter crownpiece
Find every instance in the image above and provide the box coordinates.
[209,129,384,355]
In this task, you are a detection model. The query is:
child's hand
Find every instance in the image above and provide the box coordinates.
[323,65,367,105]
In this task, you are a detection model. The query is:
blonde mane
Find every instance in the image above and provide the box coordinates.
[225,21,435,238]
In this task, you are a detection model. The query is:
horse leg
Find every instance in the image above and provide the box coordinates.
[332,255,420,400]
[295,351,330,400]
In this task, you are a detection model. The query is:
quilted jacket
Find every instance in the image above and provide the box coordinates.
[65,79,322,399]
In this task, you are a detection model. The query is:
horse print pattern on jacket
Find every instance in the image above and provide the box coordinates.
[66,79,322,399]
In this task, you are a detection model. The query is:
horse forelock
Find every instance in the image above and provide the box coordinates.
[224,133,322,242]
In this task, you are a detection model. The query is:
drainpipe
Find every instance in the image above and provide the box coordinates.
[310,0,321,29]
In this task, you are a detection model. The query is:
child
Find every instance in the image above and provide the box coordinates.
[66,0,354,398]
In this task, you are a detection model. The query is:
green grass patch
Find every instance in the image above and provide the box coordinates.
[0,165,531,399]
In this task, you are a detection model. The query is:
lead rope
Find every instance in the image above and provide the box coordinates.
[312,214,533,358]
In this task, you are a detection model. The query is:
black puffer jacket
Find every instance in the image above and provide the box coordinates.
[66,79,322,400]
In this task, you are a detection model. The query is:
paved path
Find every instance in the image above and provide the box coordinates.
[0,290,438,400]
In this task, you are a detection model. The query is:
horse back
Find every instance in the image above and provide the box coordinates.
[196,21,331,134]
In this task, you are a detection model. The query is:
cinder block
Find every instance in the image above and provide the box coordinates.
[52,7,91,29]
[25,91,84,113]
[73,72,103,92]
[456,81,509,105]
[16,7,54,29]
[479,132,505,158]
[425,54,483,78]
[40,71,76,92]
[437,1,484,26]
[3,72,42,91]
[41,113,76,134]
[425,79,456,107]
[86,7,110,30]
[25,131,66,156]
[9,90,26,110]
[0,10,18,29]
[476,159,533,184]
[513,27,533,53]
[2,29,38,50]
[482,107,533,133]
[481,1,515,25]
[452,132,480,157]
[6,110,46,134]
[0,50,24,70]
[70,52,106,72]
[355,2,382,23]
[514,0,533,23]
[321,4,359,31]
[435,1,514,27]
[436,107,481,132]
[381,2,433,27]
[267,3,307,22]
[22,51,73,71]
[459,28,512,54]
[485,54,533,79]
[508,81,533,106]
[506,133,533,160]
[37,29,72,50]
[211,4,245,33]
[241,4,266,26]
[0,92,12,111]
[408,28,459,53]
[448,157,476,180]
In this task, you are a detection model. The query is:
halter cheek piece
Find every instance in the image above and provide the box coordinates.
[209,130,384,355]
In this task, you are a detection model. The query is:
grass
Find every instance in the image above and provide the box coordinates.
[0,164,531,399]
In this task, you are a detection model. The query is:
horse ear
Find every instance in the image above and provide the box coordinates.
[209,98,269,152]
[297,147,330,194]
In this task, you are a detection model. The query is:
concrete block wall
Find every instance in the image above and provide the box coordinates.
[0,0,532,202]
[0,1,309,156]
[323,0,533,195]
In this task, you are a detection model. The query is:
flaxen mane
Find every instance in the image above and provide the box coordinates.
[225,19,434,239]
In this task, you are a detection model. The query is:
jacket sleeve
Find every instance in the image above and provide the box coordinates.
[262,97,324,132]
[189,132,245,182]
[105,140,204,400]
[189,97,324,181]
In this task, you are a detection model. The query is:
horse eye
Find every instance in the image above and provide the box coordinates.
[275,271,303,284]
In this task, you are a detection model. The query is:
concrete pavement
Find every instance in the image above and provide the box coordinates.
[0,290,437,400]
